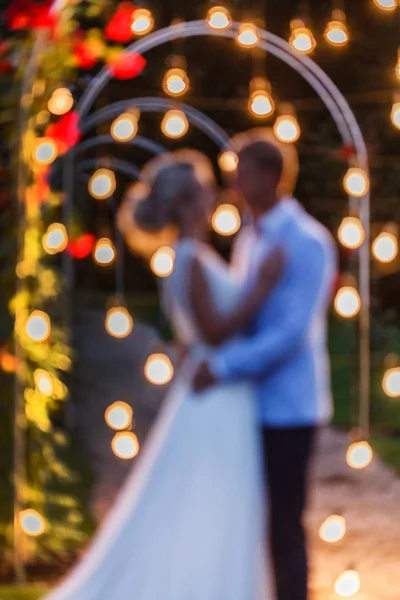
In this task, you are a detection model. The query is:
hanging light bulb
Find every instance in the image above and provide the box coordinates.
[19,509,45,537]
[131,8,154,35]
[391,101,400,129]
[338,216,365,249]
[112,431,139,459]
[94,238,116,266]
[111,112,139,142]
[343,167,369,198]
[383,367,400,398]
[207,6,232,31]
[273,103,301,143]
[289,19,316,54]
[319,515,346,544]
[32,137,58,166]
[334,286,361,318]
[325,10,349,47]
[42,223,68,255]
[373,0,397,11]
[105,307,133,338]
[150,246,175,278]
[218,150,238,173]
[89,169,116,200]
[163,66,189,97]
[334,569,361,597]
[145,353,174,385]
[105,401,133,430]
[346,441,373,469]
[212,204,241,236]
[236,22,260,48]
[47,87,74,116]
[34,369,53,397]
[249,78,275,118]
[161,110,189,139]
[25,311,51,343]
[372,230,398,263]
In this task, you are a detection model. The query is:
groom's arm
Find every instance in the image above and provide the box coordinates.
[212,236,336,380]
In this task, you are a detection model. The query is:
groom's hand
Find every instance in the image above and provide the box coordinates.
[192,361,217,393]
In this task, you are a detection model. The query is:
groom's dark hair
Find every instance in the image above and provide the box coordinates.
[238,140,284,184]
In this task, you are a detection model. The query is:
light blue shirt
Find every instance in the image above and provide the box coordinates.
[213,198,338,428]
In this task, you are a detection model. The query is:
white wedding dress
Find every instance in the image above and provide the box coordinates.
[45,239,271,600]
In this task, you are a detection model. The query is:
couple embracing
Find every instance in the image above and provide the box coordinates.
[46,138,337,600]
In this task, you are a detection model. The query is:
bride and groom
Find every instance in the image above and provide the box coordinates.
[46,138,337,600]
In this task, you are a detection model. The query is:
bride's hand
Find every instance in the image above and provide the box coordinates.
[254,246,285,298]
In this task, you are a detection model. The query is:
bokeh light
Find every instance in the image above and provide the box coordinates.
[150,246,175,278]
[19,509,45,537]
[207,6,232,30]
[94,238,116,266]
[325,19,349,46]
[25,311,51,343]
[32,137,58,166]
[145,353,174,385]
[131,8,154,35]
[338,217,365,250]
[373,0,396,10]
[112,432,139,459]
[334,569,361,597]
[334,286,361,318]
[47,87,74,116]
[372,232,398,263]
[105,307,133,338]
[161,110,189,139]
[273,115,301,143]
[249,90,275,118]
[89,169,116,200]
[383,367,400,398]
[289,21,316,54]
[42,223,68,255]
[105,401,133,430]
[346,441,373,470]
[34,369,53,397]
[391,102,400,129]
[212,204,241,236]
[319,515,346,543]
[111,113,139,142]
[236,23,260,48]
[218,150,238,173]
[343,168,369,198]
[163,68,189,97]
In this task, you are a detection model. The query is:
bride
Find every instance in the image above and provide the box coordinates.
[45,153,283,600]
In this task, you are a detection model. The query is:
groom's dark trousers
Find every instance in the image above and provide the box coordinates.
[262,426,316,600]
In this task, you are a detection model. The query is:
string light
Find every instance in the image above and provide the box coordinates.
[111,113,139,142]
[112,432,139,459]
[34,369,53,397]
[150,246,175,278]
[324,10,349,47]
[319,515,346,543]
[383,367,400,398]
[207,6,232,30]
[289,19,316,54]
[32,137,58,166]
[94,238,116,266]
[334,286,361,318]
[372,231,398,263]
[19,509,45,537]
[161,110,189,139]
[145,353,174,385]
[343,168,369,198]
[273,104,301,143]
[334,569,361,597]
[373,0,397,11]
[105,401,133,430]
[346,441,373,470]
[89,169,116,200]
[236,23,260,48]
[218,150,238,173]
[131,8,154,35]
[25,311,51,343]
[105,307,133,338]
[47,87,74,116]
[163,67,189,97]
[42,223,68,255]
[390,101,400,129]
[212,204,241,236]
[338,217,365,249]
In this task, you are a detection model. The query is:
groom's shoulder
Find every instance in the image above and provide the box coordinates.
[286,210,336,260]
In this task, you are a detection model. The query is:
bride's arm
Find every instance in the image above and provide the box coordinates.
[188,249,284,346]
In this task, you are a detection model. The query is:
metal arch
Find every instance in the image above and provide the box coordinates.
[76,135,166,156]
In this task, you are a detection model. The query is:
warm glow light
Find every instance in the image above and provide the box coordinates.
[249,90,275,118]
[372,232,398,263]
[32,137,58,166]
[396,52,400,80]
[207,6,232,30]
[212,204,241,236]
[42,223,68,255]
[274,115,301,143]
[145,353,174,385]
[163,68,189,97]
[89,169,116,200]
[236,23,260,48]
[346,441,373,470]
[131,8,154,35]
[383,367,400,398]
[161,110,189,139]
[150,246,175,278]
[94,238,116,266]
[325,21,349,46]
[218,150,238,173]
[47,88,74,116]
[390,102,400,129]
[105,401,133,430]
[105,307,133,339]
[290,21,316,54]
[34,369,53,397]
[19,509,45,537]
[111,113,139,142]
[343,168,369,198]
[373,0,396,10]
[25,311,51,343]
[338,217,365,249]
[334,570,361,597]
[112,431,139,459]
[334,287,361,318]
[319,515,346,543]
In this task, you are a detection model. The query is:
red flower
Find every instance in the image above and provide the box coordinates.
[108,53,146,80]
[105,2,137,44]
[67,234,96,259]
[4,0,54,31]
[46,112,81,154]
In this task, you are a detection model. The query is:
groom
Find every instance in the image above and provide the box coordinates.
[193,139,337,600]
